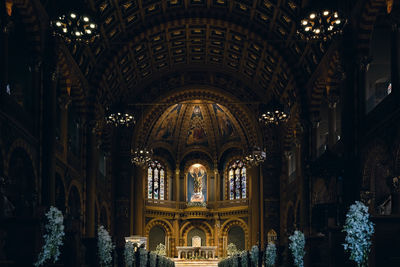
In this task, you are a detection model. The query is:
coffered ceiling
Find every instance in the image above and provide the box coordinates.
[63,0,330,108]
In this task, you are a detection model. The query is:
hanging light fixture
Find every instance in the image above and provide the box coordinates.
[259,99,290,126]
[131,105,152,166]
[243,146,267,166]
[50,1,99,44]
[297,0,347,41]
[131,147,153,166]
[104,103,135,127]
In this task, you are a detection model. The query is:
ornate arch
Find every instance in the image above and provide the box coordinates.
[6,139,38,188]
[180,221,214,246]
[12,0,42,53]
[357,0,387,55]
[66,182,83,218]
[57,47,88,115]
[309,51,343,117]
[362,139,392,211]
[145,218,173,242]
[220,218,249,252]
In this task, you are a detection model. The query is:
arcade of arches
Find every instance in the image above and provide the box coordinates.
[0,0,400,266]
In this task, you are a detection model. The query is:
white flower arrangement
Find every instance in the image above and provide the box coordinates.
[289,230,305,267]
[342,201,374,267]
[265,243,277,267]
[124,241,135,267]
[97,225,115,267]
[240,251,249,267]
[139,248,148,267]
[250,245,259,267]
[227,243,239,257]
[35,206,65,267]
[155,243,166,256]
[149,251,157,267]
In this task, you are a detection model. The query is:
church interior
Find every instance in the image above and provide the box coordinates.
[0,0,399,266]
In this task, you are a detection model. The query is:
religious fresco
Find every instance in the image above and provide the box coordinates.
[213,104,240,144]
[187,164,207,202]
[153,104,182,143]
[186,106,208,146]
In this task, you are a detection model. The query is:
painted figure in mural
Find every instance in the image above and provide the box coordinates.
[156,105,180,140]
[190,166,206,202]
[217,110,234,138]
[187,106,207,145]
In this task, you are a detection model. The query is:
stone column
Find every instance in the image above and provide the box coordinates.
[214,217,220,257]
[134,166,145,235]
[85,121,98,238]
[173,215,180,257]
[391,22,399,97]
[58,91,71,160]
[175,167,180,202]
[214,168,220,202]
[0,3,10,96]
[327,99,338,148]
[249,165,260,246]
[310,116,320,159]
[295,134,307,231]
[259,164,264,248]
[41,67,58,206]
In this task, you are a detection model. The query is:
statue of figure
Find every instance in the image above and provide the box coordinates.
[190,167,205,202]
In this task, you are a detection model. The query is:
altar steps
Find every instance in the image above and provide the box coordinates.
[173,259,219,267]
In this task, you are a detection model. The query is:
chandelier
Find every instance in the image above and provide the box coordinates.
[243,146,266,166]
[105,112,135,127]
[131,147,153,166]
[298,1,347,41]
[259,100,289,126]
[104,104,135,127]
[50,1,99,44]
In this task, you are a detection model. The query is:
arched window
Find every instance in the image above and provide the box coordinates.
[228,160,247,200]
[365,15,392,113]
[147,160,165,200]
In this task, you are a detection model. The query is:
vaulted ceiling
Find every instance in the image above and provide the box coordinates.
[62,0,330,110]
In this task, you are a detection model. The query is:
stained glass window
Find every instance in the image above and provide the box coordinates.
[147,160,165,200]
[228,160,247,200]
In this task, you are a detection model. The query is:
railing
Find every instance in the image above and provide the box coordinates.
[134,248,175,267]
[145,199,249,209]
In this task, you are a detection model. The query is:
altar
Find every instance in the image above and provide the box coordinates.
[176,246,217,259]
